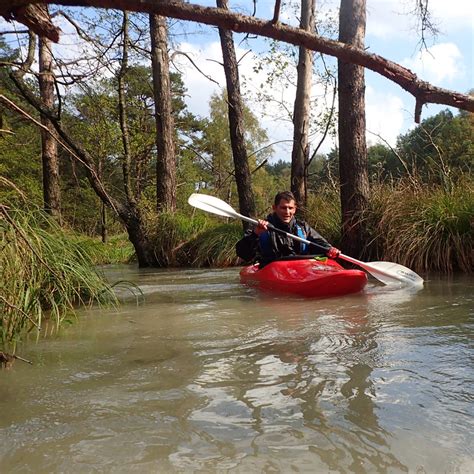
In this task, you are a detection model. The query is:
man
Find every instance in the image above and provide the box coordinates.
[236,190,341,266]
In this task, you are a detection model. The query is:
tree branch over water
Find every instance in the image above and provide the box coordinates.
[2,0,473,121]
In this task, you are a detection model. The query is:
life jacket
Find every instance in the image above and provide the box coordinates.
[259,222,308,257]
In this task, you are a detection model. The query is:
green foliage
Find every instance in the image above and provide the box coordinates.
[147,211,212,266]
[69,233,135,265]
[0,207,118,352]
[265,159,290,177]
[304,184,341,246]
[395,109,473,185]
[0,41,43,208]
[367,144,403,181]
[307,148,339,189]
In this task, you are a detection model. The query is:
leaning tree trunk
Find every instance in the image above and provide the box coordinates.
[338,0,370,257]
[290,0,315,211]
[217,0,255,228]
[116,11,158,266]
[38,21,61,221]
[150,13,177,213]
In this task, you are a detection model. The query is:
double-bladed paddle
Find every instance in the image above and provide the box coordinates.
[188,193,424,287]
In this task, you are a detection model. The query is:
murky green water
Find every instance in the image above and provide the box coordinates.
[1,266,473,473]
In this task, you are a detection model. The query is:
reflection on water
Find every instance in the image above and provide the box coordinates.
[0,266,473,473]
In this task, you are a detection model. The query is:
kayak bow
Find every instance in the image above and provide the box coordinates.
[240,257,367,298]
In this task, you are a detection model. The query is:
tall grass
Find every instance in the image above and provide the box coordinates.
[374,179,473,273]
[0,206,117,353]
[146,211,213,266]
[70,233,135,265]
[304,184,342,246]
[185,223,242,267]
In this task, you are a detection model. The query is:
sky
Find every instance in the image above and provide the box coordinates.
[1,0,472,160]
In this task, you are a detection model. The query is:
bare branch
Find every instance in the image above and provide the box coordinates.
[171,50,221,86]
[272,0,281,24]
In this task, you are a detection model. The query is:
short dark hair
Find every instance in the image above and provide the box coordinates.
[274,190,297,206]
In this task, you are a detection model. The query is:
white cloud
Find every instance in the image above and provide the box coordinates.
[402,42,464,85]
[366,86,405,147]
[424,0,474,31]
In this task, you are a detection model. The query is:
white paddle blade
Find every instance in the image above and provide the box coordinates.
[366,261,424,287]
[339,253,423,287]
[188,193,238,219]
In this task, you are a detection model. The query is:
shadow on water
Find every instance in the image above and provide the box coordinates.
[0,265,472,472]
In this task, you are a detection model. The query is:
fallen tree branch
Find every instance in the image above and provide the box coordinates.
[1,0,473,120]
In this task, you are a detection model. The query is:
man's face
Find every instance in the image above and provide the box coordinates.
[273,199,296,223]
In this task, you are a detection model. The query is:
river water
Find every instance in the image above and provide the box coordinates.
[0,266,473,473]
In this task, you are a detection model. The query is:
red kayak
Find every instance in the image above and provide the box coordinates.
[240,257,367,298]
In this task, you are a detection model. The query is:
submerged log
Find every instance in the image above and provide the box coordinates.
[0,351,33,369]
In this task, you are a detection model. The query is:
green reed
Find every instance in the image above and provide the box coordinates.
[0,206,117,352]
[172,180,473,274]
[375,179,473,273]
[304,185,342,246]
[148,211,212,266]
[185,223,242,267]
[70,233,135,265]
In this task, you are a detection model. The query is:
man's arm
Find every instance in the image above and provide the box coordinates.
[305,224,341,258]
[236,219,269,261]
[304,223,331,252]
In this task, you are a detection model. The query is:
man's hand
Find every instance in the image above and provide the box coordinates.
[253,219,269,236]
[327,247,341,259]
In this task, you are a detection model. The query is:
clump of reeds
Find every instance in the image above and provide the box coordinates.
[70,233,135,265]
[185,222,242,267]
[302,177,472,273]
[373,179,473,273]
[148,211,212,266]
[0,206,117,352]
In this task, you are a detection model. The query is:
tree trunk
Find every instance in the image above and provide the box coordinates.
[100,201,107,243]
[216,0,255,228]
[98,159,107,243]
[38,29,61,220]
[117,11,134,204]
[150,13,176,212]
[123,204,158,265]
[290,0,315,210]
[338,0,370,257]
